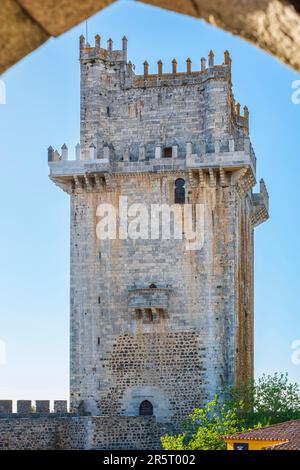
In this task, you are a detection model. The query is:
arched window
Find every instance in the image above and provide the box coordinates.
[139,400,153,416]
[175,178,185,204]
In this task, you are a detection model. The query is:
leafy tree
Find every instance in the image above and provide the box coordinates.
[255,372,300,414]
[161,373,300,450]
[228,372,300,427]
[161,396,245,450]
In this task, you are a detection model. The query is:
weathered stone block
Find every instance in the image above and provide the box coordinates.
[17,400,32,413]
[0,400,12,414]
[35,400,50,413]
[54,400,68,413]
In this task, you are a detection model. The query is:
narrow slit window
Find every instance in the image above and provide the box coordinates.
[175,178,186,204]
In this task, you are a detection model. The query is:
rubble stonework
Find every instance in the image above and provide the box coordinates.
[0,415,167,450]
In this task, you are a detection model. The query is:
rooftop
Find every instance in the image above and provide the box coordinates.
[224,419,300,450]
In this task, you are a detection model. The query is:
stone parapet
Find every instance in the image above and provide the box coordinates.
[17,400,32,414]
[48,137,257,195]
[0,400,69,415]
[54,401,68,413]
[0,401,12,414]
[36,401,50,413]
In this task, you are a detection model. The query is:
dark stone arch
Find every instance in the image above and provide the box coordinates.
[139,400,153,416]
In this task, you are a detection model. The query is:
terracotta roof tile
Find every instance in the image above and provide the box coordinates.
[224,419,300,450]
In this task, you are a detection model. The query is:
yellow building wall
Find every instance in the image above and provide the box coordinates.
[225,439,286,450]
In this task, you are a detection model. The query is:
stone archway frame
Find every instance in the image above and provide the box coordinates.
[121,385,171,423]
[1,0,300,75]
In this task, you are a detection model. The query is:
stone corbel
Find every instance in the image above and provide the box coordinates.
[94,174,104,191]
[251,181,269,227]
[188,169,198,188]
[219,167,227,187]
[198,169,205,187]
[104,172,116,191]
[84,174,94,191]
[209,168,216,187]
[49,177,73,195]
[232,167,256,198]
[74,175,84,191]
[250,206,269,227]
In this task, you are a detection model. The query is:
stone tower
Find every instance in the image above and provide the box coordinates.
[48,35,269,427]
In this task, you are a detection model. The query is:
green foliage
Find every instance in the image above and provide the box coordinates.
[161,396,245,450]
[161,373,300,450]
[255,372,300,414]
[227,372,300,427]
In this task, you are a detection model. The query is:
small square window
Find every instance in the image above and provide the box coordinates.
[163,147,172,158]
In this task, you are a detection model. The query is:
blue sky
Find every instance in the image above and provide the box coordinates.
[0,0,300,405]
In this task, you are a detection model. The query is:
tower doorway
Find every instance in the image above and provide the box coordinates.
[139,400,153,416]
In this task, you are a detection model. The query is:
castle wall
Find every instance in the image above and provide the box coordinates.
[0,416,60,450]
[0,415,168,450]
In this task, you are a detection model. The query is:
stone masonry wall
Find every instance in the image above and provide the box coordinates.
[69,171,251,422]
[80,52,233,160]
[0,415,168,450]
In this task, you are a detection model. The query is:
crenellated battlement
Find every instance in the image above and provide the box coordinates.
[78,34,250,163]
[79,34,248,133]
[0,400,69,414]
[80,34,233,79]
[135,51,227,78]
[48,136,255,166]
[48,143,81,162]
[80,34,128,63]
[259,178,269,211]
[48,136,258,204]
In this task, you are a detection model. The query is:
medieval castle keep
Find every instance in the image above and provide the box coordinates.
[0,35,268,449]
